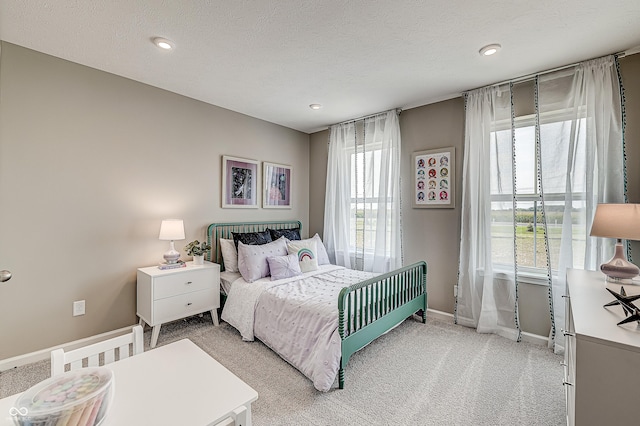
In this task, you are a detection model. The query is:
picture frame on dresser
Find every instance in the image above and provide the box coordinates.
[262,162,292,208]
[222,155,259,208]
[412,147,455,209]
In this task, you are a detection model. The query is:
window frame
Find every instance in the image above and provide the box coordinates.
[489,110,589,285]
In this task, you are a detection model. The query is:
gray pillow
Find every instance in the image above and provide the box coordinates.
[237,237,288,282]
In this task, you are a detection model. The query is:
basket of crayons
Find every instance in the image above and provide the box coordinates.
[11,367,113,426]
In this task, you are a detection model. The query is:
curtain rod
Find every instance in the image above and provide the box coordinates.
[464,50,630,94]
[333,108,402,127]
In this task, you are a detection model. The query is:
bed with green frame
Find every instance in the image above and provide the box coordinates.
[207,220,427,390]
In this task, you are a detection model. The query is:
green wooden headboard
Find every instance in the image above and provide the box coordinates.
[206,220,302,270]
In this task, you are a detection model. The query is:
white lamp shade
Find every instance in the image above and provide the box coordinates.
[159,219,185,241]
[590,204,640,241]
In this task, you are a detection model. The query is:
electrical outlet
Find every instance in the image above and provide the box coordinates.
[73,300,85,316]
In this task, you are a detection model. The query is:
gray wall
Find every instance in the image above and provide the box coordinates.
[399,99,464,315]
[309,53,640,338]
[0,42,309,359]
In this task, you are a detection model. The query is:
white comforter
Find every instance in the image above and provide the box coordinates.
[221,264,376,391]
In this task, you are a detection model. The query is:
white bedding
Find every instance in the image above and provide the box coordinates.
[221,264,377,391]
[220,270,241,295]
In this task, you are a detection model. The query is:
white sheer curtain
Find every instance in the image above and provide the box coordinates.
[456,56,625,349]
[323,110,402,273]
[540,56,624,353]
[456,84,520,341]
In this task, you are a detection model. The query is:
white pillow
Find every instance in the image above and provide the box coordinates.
[238,237,288,283]
[267,254,302,281]
[299,234,330,265]
[287,240,319,273]
[219,238,238,273]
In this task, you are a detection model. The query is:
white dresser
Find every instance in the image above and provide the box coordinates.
[564,269,640,425]
[137,261,220,348]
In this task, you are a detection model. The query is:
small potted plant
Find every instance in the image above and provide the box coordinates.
[184,240,211,265]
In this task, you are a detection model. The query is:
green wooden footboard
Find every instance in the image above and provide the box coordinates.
[337,261,427,389]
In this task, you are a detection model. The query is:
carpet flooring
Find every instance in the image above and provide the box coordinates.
[0,315,565,425]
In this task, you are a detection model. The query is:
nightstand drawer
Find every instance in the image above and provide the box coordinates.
[153,269,215,300]
[154,288,217,323]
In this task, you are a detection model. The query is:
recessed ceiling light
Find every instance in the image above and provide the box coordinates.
[479,44,501,56]
[309,104,322,110]
[153,37,174,50]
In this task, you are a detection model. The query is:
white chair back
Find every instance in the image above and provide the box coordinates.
[216,406,247,426]
[51,325,144,376]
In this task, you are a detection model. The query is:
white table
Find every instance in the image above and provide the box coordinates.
[0,339,258,425]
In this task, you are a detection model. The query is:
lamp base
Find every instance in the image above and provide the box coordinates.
[163,249,180,264]
[162,240,181,264]
[600,241,640,282]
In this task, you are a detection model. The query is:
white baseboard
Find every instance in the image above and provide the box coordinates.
[0,325,137,372]
[426,308,549,347]
[426,308,454,323]
[520,331,549,347]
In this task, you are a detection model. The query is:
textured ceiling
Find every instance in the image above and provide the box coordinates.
[1,1,640,133]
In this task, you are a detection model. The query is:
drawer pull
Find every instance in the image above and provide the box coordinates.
[563,381,574,387]
[186,281,193,285]
[562,295,570,299]
[561,329,575,337]
[187,302,193,306]
[560,362,567,367]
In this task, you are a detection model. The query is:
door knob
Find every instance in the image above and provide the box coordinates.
[0,270,12,282]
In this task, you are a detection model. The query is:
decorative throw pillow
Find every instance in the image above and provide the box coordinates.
[287,240,319,273]
[267,227,301,241]
[298,234,330,265]
[237,237,288,283]
[267,254,302,281]
[219,238,238,273]
[232,230,272,249]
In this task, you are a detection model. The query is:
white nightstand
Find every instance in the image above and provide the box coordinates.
[137,261,220,348]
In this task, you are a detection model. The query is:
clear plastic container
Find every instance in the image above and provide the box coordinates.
[11,367,114,426]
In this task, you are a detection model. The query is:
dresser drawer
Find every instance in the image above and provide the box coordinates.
[153,269,216,300]
[154,288,217,323]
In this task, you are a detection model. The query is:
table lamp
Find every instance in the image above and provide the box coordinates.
[589,203,640,283]
[159,219,185,264]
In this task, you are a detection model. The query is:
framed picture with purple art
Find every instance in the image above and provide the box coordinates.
[263,162,292,208]
[412,147,455,208]
[222,156,259,208]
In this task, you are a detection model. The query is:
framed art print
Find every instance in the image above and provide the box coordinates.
[263,162,292,208]
[412,147,455,208]
[222,156,259,208]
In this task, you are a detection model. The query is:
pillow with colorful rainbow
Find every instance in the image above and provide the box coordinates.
[286,240,318,273]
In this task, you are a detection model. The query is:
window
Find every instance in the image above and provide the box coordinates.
[325,110,401,273]
[348,146,394,265]
[489,114,589,276]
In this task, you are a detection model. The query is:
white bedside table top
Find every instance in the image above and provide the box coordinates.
[138,260,219,277]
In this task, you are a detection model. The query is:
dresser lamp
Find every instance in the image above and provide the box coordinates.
[159,219,185,264]
[589,203,640,283]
